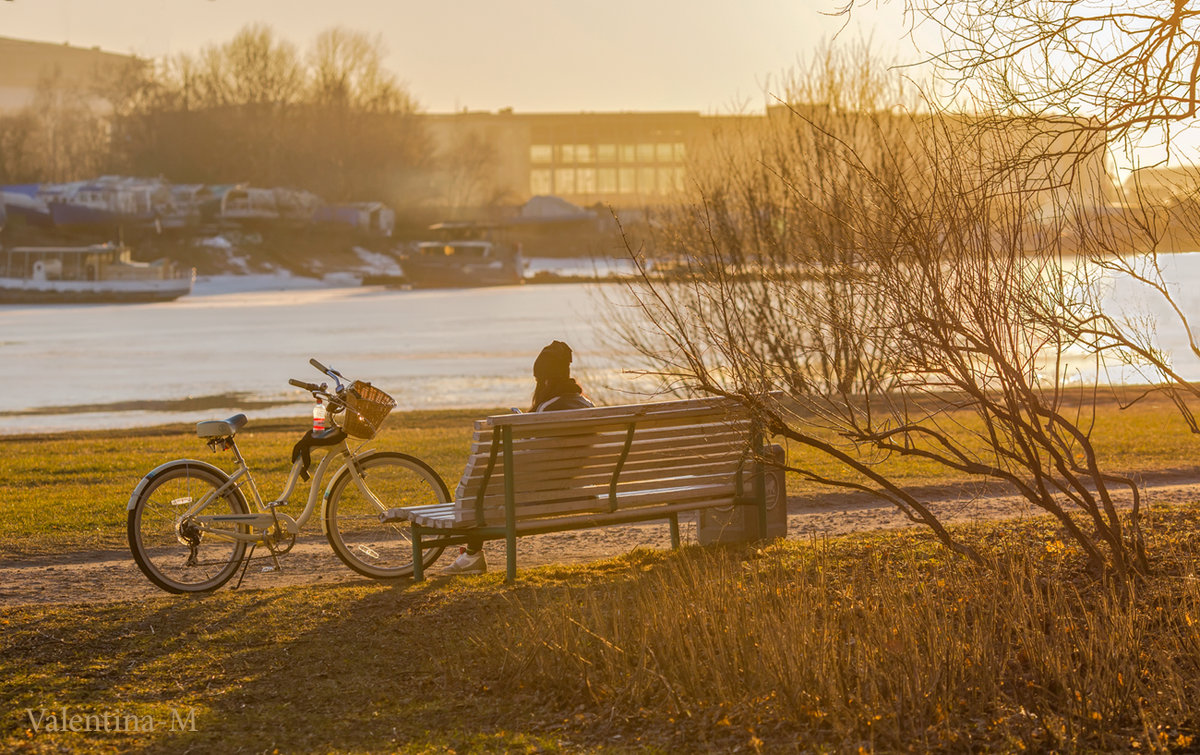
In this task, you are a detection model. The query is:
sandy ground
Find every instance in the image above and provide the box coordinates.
[4,472,1198,607]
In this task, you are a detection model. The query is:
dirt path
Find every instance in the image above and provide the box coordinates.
[5,474,1199,607]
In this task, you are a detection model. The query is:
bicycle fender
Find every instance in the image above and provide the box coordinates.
[127,459,231,511]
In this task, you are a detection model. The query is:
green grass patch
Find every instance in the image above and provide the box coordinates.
[0,409,491,558]
[3,509,1200,752]
[3,397,1200,559]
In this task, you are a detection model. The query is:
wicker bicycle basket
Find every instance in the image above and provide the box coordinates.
[341,380,396,439]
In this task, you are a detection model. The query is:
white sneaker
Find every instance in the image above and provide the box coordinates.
[442,547,487,575]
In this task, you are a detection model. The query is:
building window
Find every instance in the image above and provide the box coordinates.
[559,144,575,163]
[530,169,552,195]
[597,144,617,162]
[619,167,636,193]
[597,168,618,193]
[674,143,687,161]
[530,145,553,164]
[555,168,576,195]
[637,143,655,162]
[577,168,597,194]
[657,167,678,194]
[620,144,637,163]
[674,167,687,192]
[638,167,656,193]
[575,144,595,163]
[656,143,674,162]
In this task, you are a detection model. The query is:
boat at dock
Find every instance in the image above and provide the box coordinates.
[399,239,524,288]
[0,243,195,303]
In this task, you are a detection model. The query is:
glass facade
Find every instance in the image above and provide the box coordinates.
[530,169,553,195]
[519,116,697,200]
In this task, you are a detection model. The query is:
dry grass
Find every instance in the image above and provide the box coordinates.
[3,509,1200,752]
[488,510,1200,752]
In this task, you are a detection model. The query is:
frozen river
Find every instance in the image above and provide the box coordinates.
[4,254,1200,435]
[1,276,652,434]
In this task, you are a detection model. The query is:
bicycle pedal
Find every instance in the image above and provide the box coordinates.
[265,500,288,508]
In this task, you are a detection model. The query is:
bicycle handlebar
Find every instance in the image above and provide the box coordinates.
[291,362,351,411]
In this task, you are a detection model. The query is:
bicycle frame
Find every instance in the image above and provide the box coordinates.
[160,434,388,544]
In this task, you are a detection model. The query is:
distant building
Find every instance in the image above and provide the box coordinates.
[421,107,1115,213]
[0,35,137,113]
[422,109,758,210]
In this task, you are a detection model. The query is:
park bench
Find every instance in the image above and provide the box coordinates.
[385,396,773,582]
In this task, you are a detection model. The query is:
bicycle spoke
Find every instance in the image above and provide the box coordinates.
[325,453,449,579]
[128,464,248,593]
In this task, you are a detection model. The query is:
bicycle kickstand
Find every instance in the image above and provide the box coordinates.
[233,543,257,590]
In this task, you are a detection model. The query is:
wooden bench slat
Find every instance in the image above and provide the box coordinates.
[461,432,749,470]
[456,485,741,527]
[458,432,749,480]
[485,397,739,427]
[469,456,744,494]
[490,405,747,435]
[459,476,740,516]
[455,442,749,501]
[412,489,744,530]
[401,502,456,515]
[461,475,741,515]
[471,418,751,447]
[508,450,749,479]
[407,493,739,530]
[455,458,744,502]
[475,414,751,443]
[506,497,741,532]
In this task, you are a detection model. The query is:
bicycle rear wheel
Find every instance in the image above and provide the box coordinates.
[324,452,450,579]
[128,461,249,594]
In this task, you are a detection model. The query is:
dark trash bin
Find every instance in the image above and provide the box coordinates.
[697,443,787,545]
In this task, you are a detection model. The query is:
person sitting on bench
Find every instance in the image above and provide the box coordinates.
[442,340,595,576]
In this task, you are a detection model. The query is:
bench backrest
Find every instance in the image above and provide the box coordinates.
[452,396,756,526]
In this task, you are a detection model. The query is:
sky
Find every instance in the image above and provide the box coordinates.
[0,0,931,114]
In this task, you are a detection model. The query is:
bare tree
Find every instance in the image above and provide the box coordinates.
[0,70,108,183]
[307,28,415,113]
[843,0,1200,440]
[438,129,504,212]
[188,24,304,108]
[854,0,1200,148]
[103,23,429,205]
[618,46,1158,575]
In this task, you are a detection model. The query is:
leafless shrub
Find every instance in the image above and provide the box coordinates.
[616,46,1171,575]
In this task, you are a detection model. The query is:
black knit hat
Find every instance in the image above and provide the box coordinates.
[533,340,572,381]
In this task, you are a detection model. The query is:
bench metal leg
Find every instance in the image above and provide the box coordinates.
[669,514,680,549]
[506,529,517,583]
[412,526,424,583]
[503,425,517,584]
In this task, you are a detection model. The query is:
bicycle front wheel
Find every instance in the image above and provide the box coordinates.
[324,452,450,579]
[128,461,250,594]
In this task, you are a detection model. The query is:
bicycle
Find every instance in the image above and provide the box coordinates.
[126,358,450,593]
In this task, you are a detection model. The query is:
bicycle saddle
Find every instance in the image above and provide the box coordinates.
[196,414,248,438]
